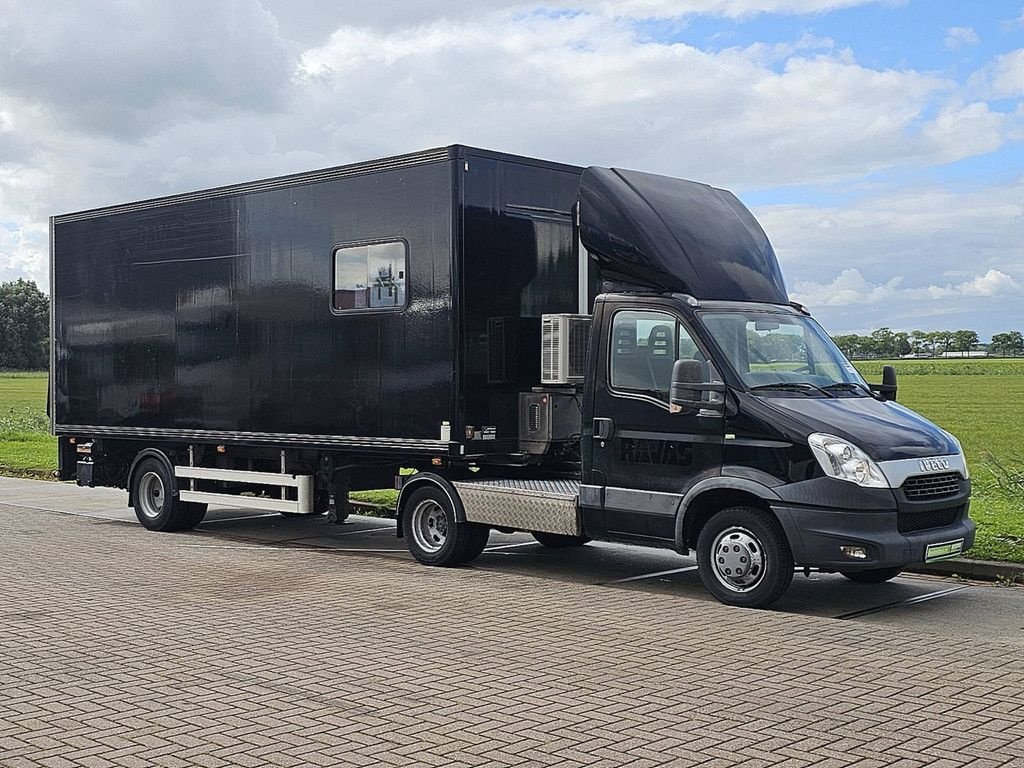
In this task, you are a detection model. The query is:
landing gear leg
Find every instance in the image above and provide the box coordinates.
[328,469,352,525]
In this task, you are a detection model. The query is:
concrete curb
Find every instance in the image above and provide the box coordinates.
[906,558,1024,582]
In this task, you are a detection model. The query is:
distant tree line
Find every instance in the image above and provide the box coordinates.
[831,327,1024,359]
[0,279,49,370]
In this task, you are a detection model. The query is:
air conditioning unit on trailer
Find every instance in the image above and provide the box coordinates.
[541,314,591,385]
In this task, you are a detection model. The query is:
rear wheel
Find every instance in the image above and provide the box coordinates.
[402,486,488,566]
[456,524,491,564]
[132,457,207,532]
[840,567,903,584]
[696,506,793,608]
[531,532,591,548]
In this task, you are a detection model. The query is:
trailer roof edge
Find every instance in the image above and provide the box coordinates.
[53,145,461,223]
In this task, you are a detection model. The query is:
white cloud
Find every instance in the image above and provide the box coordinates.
[944,26,980,51]
[972,48,1024,99]
[0,0,296,138]
[792,268,1022,307]
[260,0,890,40]
[292,13,1018,187]
[577,0,891,18]
[763,179,1024,334]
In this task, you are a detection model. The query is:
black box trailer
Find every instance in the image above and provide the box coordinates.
[52,146,586,458]
[52,145,974,608]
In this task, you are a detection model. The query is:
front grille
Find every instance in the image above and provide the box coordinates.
[897,505,962,534]
[902,472,961,501]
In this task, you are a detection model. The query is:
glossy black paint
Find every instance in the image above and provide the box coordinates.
[54,153,456,442]
[457,148,586,446]
[579,167,789,303]
[584,294,724,542]
[53,146,597,453]
[751,396,960,462]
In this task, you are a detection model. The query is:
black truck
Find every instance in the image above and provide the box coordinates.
[51,145,974,607]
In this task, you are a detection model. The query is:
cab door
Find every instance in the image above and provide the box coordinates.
[586,300,725,544]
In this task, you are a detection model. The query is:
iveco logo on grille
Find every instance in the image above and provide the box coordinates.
[919,458,951,472]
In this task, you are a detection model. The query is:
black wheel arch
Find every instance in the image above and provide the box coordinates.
[674,476,785,552]
[127,448,179,509]
[395,473,466,538]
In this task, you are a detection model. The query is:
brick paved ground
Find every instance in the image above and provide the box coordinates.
[1,505,1022,768]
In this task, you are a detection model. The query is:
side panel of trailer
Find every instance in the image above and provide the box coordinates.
[53,156,455,446]
[457,150,587,449]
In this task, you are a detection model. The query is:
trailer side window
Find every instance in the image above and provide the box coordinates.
[332,241,408,312]
[610,310,704,402]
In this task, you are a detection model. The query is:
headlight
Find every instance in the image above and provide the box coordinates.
[808,433,888,488]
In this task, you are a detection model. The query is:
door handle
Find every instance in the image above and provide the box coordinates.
[593,418,614,440]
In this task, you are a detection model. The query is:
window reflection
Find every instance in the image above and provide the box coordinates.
[333,241,407,311]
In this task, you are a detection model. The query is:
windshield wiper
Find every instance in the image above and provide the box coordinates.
[821,381,875,398]
[749,382,836,398]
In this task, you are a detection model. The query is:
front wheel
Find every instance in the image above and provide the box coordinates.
[841,567,903,584]
[696,506,793,608]
[402,486,488,566]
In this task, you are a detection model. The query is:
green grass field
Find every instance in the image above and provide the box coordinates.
[0,371,55,476]
[852,360,1024,565]
[2,362,1022,563]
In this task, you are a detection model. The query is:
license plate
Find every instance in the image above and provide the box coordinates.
[925,539,964,563]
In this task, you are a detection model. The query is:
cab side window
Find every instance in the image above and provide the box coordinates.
[609,310,703,402]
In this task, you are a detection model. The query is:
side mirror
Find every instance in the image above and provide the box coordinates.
[870,364,898,402]
[670,359,726,414]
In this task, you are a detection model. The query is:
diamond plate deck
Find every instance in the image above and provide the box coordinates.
[454,478,580,535]
[461,478,580,497]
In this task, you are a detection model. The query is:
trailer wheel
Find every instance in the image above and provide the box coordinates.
[696,506,793,609]
[840,567,903,584]
[131,457,207,532]
[402,486,486,566]
[531,532,591,548]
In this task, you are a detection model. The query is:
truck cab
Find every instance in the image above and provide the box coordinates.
[572,291,972,606]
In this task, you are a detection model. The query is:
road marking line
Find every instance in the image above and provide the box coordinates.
[179,545,312,551]
[484,542,537,551]
[331,525,394,536]
[198,513,278,524]
[602,565,699,584]
[178,544,407,553]
[835,585,970,620]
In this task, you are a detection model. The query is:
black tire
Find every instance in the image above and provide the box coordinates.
[455,524,491,564]
[696,506,793,609]
[531,532,591,548]
[840,567,903,584]
[131,457,207,532]
[402,486,485,566]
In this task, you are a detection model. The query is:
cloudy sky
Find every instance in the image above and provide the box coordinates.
[1,0,1022,338]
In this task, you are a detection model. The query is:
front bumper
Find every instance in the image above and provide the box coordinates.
[773,499,975,570]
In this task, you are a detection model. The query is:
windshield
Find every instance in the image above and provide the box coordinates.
[699,311,867,394]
